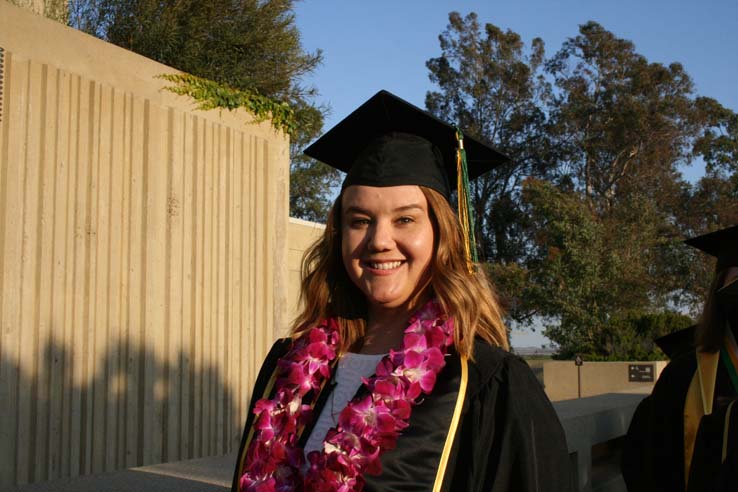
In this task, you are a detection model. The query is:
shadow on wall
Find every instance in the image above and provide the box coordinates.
[0,334,244,488]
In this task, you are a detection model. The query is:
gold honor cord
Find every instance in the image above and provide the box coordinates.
[455,129,477,274]
[433,356,469,492]
[723,400,736,463]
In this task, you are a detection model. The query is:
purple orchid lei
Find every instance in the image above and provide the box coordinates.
[239,299,454,492]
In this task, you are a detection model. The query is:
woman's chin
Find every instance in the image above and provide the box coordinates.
[365,294,410,311]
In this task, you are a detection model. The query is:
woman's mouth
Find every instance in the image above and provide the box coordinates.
[362,260,405,272]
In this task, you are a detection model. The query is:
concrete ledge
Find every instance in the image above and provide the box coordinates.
[554,392,646,492]
[12,393,646,492]
[11,454,235,492]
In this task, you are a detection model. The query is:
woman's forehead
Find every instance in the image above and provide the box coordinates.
[342,185,428,211]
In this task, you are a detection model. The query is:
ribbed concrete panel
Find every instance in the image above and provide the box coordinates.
[0,3,289,488]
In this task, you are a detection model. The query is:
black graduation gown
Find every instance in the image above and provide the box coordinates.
[687,399,738,492]
[621,351,737,492]
[231,338,572,492]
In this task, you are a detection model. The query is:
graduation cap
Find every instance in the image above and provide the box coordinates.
[303,90,509,268]
[303,90,509,201]
[654,325,696,359]
[684,225,738,271]
[717,277,738,304]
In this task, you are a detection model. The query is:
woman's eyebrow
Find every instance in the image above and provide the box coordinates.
[344,206,372,215]
[393,204,424,213]
[344,204,424,215]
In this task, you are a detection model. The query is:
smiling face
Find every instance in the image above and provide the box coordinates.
[341,185,435,314]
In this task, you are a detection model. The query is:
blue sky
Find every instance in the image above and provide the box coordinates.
[293,0,738,348]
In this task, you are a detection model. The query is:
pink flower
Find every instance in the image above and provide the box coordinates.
[402,332,428,352]
[240,299,452,492]
[423,323,451,348]
[240,475,276,492]
[339,397,396,437]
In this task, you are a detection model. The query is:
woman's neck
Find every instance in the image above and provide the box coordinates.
[359,305,412,355]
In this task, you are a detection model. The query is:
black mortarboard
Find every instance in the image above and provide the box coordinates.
[717,278,738,304]
[655,325,696,359]
[303,90,509,200]
[684,225,738,271]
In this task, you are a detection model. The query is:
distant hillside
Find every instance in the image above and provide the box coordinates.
[513,346,557,357]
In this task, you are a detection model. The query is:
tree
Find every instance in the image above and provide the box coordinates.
[69,0,339,221]
[521,179,650,354]
[9,0,68,23]
[674,171,738,310]
[545,22,700,213]
[693,96,738,176]
[289,102,341,221]
[427,15,738,355]
[69,0,319,101]
[528,22,738,352]
[596,311,694,361]
[425,12,555,263]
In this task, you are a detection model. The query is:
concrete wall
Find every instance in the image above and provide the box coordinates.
[0,2,289,487]
[544,360,667,401]
[286,218,326,333]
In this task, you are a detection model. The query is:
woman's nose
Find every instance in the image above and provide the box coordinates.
[367,220,394,251]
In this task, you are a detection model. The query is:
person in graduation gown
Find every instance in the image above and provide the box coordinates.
[231,90,572,492]
[686,277,738,492]
[621,225,738,492]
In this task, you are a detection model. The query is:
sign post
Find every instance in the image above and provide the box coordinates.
[575,355,584,398]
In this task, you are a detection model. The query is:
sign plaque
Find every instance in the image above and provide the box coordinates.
[629,364,655,382]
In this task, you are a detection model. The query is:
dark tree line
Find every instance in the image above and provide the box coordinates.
[426,13,738,359]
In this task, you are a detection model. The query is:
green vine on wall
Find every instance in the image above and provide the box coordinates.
[158,73,296,136]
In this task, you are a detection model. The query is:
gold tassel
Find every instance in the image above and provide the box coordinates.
[455,129,476,273]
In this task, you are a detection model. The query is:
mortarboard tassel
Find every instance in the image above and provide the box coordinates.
[455,128,478,273]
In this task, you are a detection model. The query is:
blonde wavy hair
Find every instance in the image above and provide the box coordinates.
[291,186,509,358]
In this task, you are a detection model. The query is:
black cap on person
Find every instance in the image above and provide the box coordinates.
[717,278,738,303]
[685,225,738,271]
[303,90,509,200]
[654,325,696,359]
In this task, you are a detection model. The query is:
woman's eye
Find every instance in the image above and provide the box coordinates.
[351,218,371,227]
[397,217,414,225]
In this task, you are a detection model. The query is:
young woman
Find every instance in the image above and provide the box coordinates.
[231,90,572,492]
[622,225,738,492]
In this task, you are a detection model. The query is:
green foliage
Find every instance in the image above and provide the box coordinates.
[158,73,296,135]
[69,0,321,100]
[693,97,738,175]
[523,179,626,355]
[584,311,693,361]
[521,178,691,357]
[9,0,68,23]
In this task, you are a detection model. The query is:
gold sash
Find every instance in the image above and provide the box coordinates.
[683,350,719,488]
